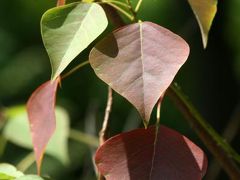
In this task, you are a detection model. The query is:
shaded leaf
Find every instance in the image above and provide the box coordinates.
[89,22,189,126]
[0,163,24,179]
[41,2,108,80]
[187,0,217,48]
[26,78,60,174]
[95,126,207,180]
[3,105,70,164]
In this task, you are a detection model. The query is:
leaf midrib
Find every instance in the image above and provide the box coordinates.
[139,22,147,121]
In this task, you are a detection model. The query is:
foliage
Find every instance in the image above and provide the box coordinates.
[1,0,240,180]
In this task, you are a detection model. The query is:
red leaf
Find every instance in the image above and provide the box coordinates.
[95,126,207,180]
[27,77,60,174]
[89,22,190,126]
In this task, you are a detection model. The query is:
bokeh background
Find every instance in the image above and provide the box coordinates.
[0,0,239,179]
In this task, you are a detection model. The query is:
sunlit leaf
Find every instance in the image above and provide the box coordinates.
[0,163,44,180]
[89,22,189,126]
[187,0,217,48]
[41,2,108,80]
[16,175,44,180]
[0,163,23,179]
[95,126,207,180]
[26,78,59,174]
[3,105,69,165]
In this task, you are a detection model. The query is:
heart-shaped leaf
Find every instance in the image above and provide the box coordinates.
[95,126,207,180]
[27,78,59,174]
[187,0,217,48]
[41,2,108,80]
[89,22,189,126]
[3,105,70,165]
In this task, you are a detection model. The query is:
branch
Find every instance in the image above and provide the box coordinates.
[99,86,113,145]
[167,84,240,179]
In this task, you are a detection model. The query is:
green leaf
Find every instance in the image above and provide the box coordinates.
[0,163,24,179]
[187,0,217,48]
[41,2,108,80]
[0,173,14,180]
[3,106,70,165]
[16,175,44,180]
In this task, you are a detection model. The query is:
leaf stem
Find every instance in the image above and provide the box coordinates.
[126,0,137,22]
[61,61,89,80]
[99,87,113,145]
[167,83,240,179]
[57,0,65,6]
[16,152,35,172]
[103,0,131,9]
[102,2,134,21]
[134,0,143,12]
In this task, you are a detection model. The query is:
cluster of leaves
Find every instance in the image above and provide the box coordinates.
[2,0,220,179]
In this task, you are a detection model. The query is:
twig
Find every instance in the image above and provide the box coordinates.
[99,86,113,145]
[98,86,113,180]
[167,83,240,179]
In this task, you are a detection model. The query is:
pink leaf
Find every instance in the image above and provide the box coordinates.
[95,126,207,180]
[27,77,60,174]
[89,22,190,126]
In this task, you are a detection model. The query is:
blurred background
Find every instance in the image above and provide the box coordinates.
[0,0,239,179]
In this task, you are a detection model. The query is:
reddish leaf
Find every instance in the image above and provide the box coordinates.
[95,126,207,180]
[26,77,60,174]
[89,22,189,126]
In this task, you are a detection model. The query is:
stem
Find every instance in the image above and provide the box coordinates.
[126,0,137,21]
[99,86,113,145]
[135,0,143,12]
[69,129,99,148]
[57,0,65,6]
[61,61,89,80]
[103,0,131,9]
[103,2,134,21]
[98,87,113,180]
[17,152,35,172]
[167,83,240,179]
